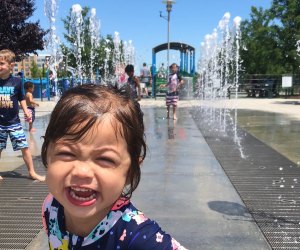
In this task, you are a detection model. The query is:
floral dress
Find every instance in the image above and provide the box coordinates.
[42,194,187,250]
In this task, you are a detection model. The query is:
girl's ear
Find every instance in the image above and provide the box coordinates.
[138,156,144,165]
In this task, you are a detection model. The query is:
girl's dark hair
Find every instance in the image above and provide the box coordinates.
[125,64,134,73]
[24,81,34,90]
[41,84,146,199]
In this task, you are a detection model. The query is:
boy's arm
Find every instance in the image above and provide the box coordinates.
[20,100,31,119]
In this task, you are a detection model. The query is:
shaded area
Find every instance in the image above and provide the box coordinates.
[192,107,300,250]
[208,201,250,218]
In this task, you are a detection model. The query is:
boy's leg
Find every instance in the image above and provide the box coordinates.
[140,83,145,97]
[0,129,7,180]
[0,149,2,180]
[145,83,149,97]
[9,123,45,181]
[21,147,45,181]
[144,88,148,97]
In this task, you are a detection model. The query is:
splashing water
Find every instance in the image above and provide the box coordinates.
[296,40,300,56]
[196,12,244,158]
[69,4,83,84]
[89,8,101,82]
[124,40,135,66]
[44,0,63,95]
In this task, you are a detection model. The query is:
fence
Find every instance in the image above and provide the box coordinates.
[239,74,300,98]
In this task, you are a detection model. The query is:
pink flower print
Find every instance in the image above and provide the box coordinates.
[156,232,164,243]
[119,229,126,241]
[133,212,148,225]
[171,238,188,250]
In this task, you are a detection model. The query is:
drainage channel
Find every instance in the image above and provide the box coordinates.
[192,108,300,250]
[0,156,48,250]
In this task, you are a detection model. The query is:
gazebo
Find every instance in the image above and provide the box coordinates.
[151,42,195,97]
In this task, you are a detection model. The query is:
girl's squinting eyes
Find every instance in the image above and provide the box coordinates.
[54,150,75,160]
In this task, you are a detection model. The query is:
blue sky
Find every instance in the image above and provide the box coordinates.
[33,0,272,70]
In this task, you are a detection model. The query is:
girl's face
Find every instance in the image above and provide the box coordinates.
[126,71,134,77]
[46,117,131,232]
[171,64,177,73]
[29,86,34,93]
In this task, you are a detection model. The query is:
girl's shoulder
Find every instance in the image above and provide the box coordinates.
[133,75,140,82]
[115,202,187,249]
[42,197,186,249]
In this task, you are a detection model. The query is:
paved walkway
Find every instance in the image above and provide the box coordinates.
[1,97,300,249]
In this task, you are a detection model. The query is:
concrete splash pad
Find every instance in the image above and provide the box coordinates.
[0,97,299,249]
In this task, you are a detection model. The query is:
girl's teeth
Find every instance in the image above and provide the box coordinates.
[70,190,96,201]
[71,187,93,192]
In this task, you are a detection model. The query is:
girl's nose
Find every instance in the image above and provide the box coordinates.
[71,162,94,179]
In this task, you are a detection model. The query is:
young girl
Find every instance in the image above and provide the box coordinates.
[41,84,186,249]
[24,81,39,132]
[165,63,184,120]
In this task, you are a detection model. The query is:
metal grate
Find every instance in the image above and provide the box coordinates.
[0,156,48,250]
[192,108,300,250]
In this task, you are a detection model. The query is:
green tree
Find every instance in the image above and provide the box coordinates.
[30,60,41,78]
[240,7,283,74]
[0,0,47,58]
[269,0,300,74]
[240,1,300,75]
[61,6,89,77]
[61,6,101,79]
[61,6,124,81]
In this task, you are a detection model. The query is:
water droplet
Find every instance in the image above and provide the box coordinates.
[279,167,283,171]
[280,185,284,188]
[291,185,294,188]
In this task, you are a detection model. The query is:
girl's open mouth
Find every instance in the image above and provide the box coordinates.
[67,186,98,206]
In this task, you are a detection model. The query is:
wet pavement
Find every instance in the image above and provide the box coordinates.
[237,109,300,165]
[192,106,300,250]
[0,97,300,249]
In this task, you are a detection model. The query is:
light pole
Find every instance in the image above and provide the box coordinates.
[161,0,175,76]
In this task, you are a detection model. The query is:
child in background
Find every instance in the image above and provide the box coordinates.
[164,63,184,120]
[24,81,39,132]
[125,64,141,101]
[41,84,186,249]
[140,62,151,97]
[0,49,45,181]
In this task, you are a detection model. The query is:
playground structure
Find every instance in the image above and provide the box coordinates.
[151,42,196,98]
